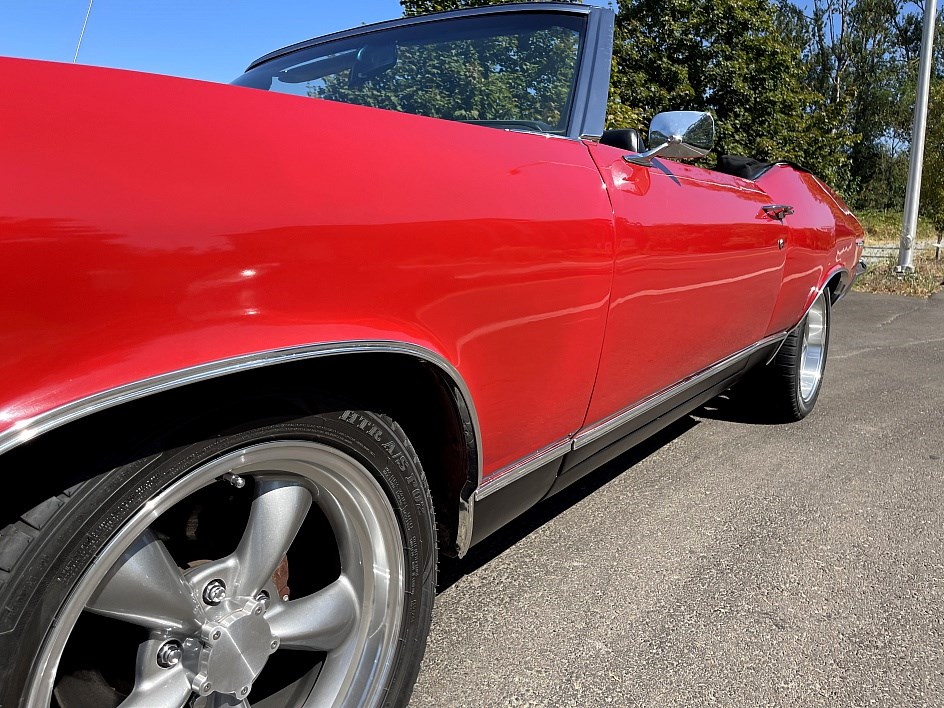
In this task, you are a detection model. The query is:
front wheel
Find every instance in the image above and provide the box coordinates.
[0,409,436,707]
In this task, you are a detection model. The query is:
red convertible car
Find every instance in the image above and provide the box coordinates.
[0,3,864,706]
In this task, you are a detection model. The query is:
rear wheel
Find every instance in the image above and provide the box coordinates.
[0,409,436,707]
[757,289,831,421]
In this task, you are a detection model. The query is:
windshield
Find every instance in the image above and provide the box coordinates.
[233,13,585,134]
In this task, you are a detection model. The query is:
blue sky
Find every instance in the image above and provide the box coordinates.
[1,2,613,84]
[0,1,414,83]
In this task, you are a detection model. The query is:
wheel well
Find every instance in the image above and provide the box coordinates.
[826,269,847,303]
[0,353,475,556]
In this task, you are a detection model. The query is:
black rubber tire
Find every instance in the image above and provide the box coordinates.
[756,290,832,422]
[0,408,436,708]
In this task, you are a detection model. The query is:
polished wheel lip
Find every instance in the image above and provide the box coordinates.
[26,440,405,708]
[798,292,827,403]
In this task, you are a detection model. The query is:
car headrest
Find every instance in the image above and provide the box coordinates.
[599,129,644,153]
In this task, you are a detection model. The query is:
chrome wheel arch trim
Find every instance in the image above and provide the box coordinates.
[765,266,849,365]
[824,265,851,304]
[0,340,483,555]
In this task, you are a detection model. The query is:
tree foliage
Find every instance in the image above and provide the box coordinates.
[399,0,944,212]
[803,0,926,206]
[311,25,580,129]
[921,79,944,234]
[611,0,851,182]
[402,0,582,17]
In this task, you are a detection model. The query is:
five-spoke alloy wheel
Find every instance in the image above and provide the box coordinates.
[0,409,436,708]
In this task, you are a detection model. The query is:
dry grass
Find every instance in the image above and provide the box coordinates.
[853,211,943,296]
[853,254,944,297]
[857,210,937,245]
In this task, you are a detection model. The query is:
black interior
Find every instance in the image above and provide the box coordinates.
[599,128,644,153]
[714,155,811,181]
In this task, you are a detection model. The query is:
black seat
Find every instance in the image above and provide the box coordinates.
[599,129,644,153]
[715,155,812,181]
[715,155,772,180]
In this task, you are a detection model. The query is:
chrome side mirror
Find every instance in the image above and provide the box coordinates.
[624,111,715,166]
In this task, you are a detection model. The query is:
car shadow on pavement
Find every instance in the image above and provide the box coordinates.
[437,415,700,593]
[693,384,785,426]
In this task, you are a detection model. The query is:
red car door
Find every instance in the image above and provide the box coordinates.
[583,143,786,426]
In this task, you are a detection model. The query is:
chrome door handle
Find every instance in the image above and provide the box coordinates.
[763,204,794,222]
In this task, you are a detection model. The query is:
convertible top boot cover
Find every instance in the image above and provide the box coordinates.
[716,154,812,181]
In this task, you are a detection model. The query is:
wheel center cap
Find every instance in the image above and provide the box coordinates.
[192,597,279,699]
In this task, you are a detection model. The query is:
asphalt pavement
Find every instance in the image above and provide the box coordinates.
[410,291,944,707]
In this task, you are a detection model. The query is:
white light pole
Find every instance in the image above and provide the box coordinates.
[897,0,939,274]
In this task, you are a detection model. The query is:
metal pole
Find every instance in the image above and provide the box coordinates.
[897,0,938,274]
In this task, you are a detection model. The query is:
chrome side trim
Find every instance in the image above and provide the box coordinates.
[764,333,790,366]
[474,330,793,510]
[0,340,483,486]
[573,331,789,450]
[474,438,571,501]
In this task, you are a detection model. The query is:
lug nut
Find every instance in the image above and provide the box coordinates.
[199,681,213,695]
[256,590,270,609]
[221,472,246,489]
[156,640,182,669]
[203,579,226,605]
[239,686,250,697]
[211,629,222,641]
[270,637,280,652]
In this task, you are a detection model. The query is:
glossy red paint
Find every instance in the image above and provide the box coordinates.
[758,166,863,334]
[0,58,615,476]
[583,143,788,425]
[0,59,862,482]
[0,8,871,705]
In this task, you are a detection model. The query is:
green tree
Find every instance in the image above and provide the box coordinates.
[313,16,581,129]
[920,79,944,237]
[801,0,944,208]
[402,0,582,16]
[404,0,854,183]
[611,0,852,183]
[763,0,944,213]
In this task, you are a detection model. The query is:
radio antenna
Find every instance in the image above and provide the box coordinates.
[73,0,94,63]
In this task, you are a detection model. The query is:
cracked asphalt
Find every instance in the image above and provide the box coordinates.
[410,291,944,707]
